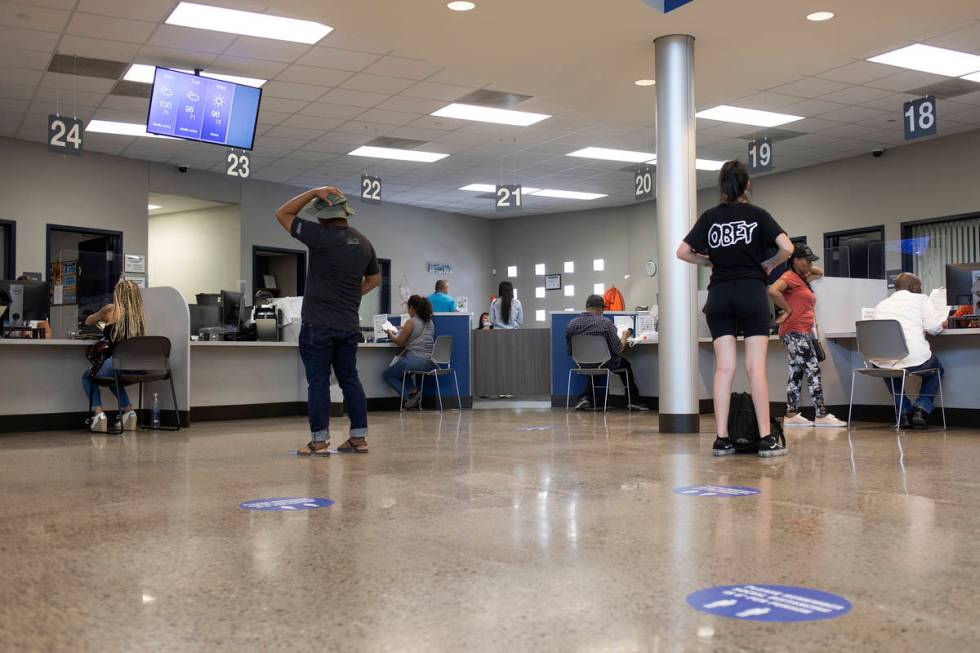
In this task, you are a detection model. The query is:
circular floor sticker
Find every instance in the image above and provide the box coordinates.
[240,497,335,511]
[687,585,852,622]
[674,485,760,497]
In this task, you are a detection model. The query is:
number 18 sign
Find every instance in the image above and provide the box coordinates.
[904,96,937,141]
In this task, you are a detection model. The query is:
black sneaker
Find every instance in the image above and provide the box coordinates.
[712,436,735,456]
[758,433,787,457]
[898,412,911,430]
[403,390,422,410]
[911,407,929,430]
[575,397,591,411]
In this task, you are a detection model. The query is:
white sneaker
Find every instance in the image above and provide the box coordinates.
[89,413,107,433]
[116,410,138,432]
[783,413,814,428]
[814,413,847,428]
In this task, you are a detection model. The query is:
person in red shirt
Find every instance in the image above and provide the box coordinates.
[768,244,846,428]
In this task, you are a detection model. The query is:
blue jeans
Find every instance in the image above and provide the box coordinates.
[299,324,367,441]
[82,357,131,410]
[383,355,436,396]
[883,355,944,415]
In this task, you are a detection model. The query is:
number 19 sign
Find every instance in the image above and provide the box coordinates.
[904,96,937,141]
[748,137,773,172]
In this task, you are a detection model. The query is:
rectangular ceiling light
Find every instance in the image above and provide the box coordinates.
[533,189,607,200]
[696,105,804,127]
[566,146,655,163]
[695,158,725,171]
[459,183,542,193]
[431,103,550,126]
[166,2,333,44]
[348,146,449,163]
[963,71,980,83]
[86,119,175,139]
[867,44,980,78]
[124,63,266,87]
[147,204,162,210]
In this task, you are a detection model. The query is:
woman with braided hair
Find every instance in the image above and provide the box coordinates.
[81,279,147,432]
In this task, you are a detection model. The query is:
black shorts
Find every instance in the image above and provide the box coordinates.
[704,279,770,340]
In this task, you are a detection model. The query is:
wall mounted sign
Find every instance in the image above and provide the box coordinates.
[545,274,562,290]
[427,262,453,275]
[456,296,468,312]
[226,150,250,178]
[748,137,773,172]
[903,96,937,140]
[687,585,852,622]
[634,166,654,200]
[240,497,335,511]
[673,485,760,497]
[495,184,522,211]
[125,275,146,289]
[124,254,146,274]
[48,114,83,155]
[361,174,382,203]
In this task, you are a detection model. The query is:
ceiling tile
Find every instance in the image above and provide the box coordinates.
[362,56,440,80]
[926,22,980,54]
[66,12,156,44]
[815,61,897,85]
[32,85,106,106]
[302,140,354,154]
[146,25,237,55]
[207,55,289,80]
[332,120,394,137]
[951,90,980,106]
[386,126,453,142]
[274,64,351,86]
[0,25,60,51]
[859,92,916,112]
[0,47,52,70]
[279,114,344,131]
[135,45,218,71]
[817,106,888,123]
[778,117,841,133]
[318,29,389,55]
[340,73,416,95]
[316,130,374,146]
[0,97,28,112]
[259,97,308,114]
[318,87,389,108]
[0,2,69,32]
[40,71,115,93]
[77,0,175,22]
[779,98,848,117]
[0,66,42,86]
[100,95,149,112]
[296,47,382,72]
[299,102,364,120]
[262,81,329,101]
[866,70,953,93]
[731,91,806,111]
[819,85,893,105]
[57,35,141,61]
[401,81,476,102]
[376,95,445,115]
[223,36,310,64]
[265,125,321,141]
[256,109,290,126]
[354,108,418,126]
[769,77,849,98]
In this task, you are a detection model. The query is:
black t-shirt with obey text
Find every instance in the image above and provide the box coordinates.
[684,203,785,288]
[290,218,380,333]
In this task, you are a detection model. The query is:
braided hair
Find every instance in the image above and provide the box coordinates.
[111,280,146,341]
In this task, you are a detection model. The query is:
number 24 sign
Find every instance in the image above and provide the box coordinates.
[48,114,83,155]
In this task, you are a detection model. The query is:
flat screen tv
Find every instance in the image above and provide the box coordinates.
[146,67,262,150]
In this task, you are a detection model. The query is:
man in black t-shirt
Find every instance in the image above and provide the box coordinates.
[275,186,381,457]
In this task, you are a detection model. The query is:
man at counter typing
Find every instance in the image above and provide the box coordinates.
[871,273,946,430]
[275,185,382,456]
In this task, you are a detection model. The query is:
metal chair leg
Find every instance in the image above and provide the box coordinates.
[603,370,610,413]
[111,375,125,435]
[437,372,444,412]
[847,369,856,430]
[937,370,947,431]
[400,370,407,412]
[566,370,573,410]
[168,375,181,430]
[452,370,462,410]
[418,373,426,412]
[624,370,632,410]
[896,373,907,431]
[591,376,597,410]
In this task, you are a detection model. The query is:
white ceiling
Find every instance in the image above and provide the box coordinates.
[3,0,980,218]
[148,192,231,215]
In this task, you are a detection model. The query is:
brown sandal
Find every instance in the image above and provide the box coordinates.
[337,437,368,454]
[297,440,330,457]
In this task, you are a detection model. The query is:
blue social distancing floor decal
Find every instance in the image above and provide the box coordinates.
[674,485,760,497]
[240,497,335,511]
[687,585,852,622]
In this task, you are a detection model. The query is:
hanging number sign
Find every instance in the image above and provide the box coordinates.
[47,114,83,155]
[361,174,382,203]
[747,137,773,172]
[495,184,522,211]
[634,166,654,201]
[226,150,250,178]
[903,96,937,141]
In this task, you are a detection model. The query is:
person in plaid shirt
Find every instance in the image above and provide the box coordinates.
[566,295,647,411]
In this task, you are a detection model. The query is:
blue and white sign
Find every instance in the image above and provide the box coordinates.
[687,585,852,622]
[642,0,696,13]
[673,485,759,497]
[240,497,335,511]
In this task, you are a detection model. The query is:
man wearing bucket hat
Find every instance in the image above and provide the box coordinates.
[276,186,382,456]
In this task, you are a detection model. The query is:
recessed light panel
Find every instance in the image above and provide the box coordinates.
[567,146,655,163]
[806,11,834,21]
[447,1,476,10]
[86,119,174,138]
[634,79,656,86]
[431,103,550,126]
[166,2,333,44]
[533,190,607,200]
[867,44,980,77]
[147,204,162,210]
[348,146,449,162]
[696,105,804,127]
[124,63,267,87]
[459,183,542,193]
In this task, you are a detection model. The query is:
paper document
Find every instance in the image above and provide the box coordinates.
[928,288,951,316]
[636,312,655,334]
[373,314,389,341]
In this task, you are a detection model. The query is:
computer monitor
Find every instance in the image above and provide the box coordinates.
[220,289,243,327]
[945,263,980,307]
[0,280,49,326]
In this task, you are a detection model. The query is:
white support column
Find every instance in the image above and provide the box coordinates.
[654,34,700,433]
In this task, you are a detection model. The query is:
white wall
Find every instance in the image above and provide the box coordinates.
[148,205,242,301]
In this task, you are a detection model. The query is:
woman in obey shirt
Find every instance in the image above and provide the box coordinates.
[676,160,793,458]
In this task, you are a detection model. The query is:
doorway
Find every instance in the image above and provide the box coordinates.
[252,246,306,298]
[46,224,124,332]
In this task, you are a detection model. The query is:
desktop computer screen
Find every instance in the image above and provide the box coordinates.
[220,289,245,327]
[0,280,49,326]
[945,263,980,308]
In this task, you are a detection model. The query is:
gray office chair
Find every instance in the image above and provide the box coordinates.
[565,335,633,413]
[848,319,945,431]
[400,335,462,411]
[87,336,182,432]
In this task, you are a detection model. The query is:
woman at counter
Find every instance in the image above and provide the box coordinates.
[382,295,436,410]
[81,279,146,433]
[476,312,492,331]
[490,281,523,329]
[768,245,847,428]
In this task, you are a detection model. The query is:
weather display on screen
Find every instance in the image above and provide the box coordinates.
[146,67,261,150]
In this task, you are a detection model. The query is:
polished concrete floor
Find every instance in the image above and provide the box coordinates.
[1,410,978,652]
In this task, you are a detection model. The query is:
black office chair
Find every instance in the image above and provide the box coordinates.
[87,336,182,433]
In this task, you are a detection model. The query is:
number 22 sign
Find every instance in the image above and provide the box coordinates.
[361,175,382,203]
[48,114,83,155]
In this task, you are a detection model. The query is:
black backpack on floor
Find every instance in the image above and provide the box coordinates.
[727,392,786,454]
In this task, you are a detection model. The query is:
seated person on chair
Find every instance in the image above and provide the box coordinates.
[81,279,146,432]
[382,295,436,410]
[566,294,646,411]
[428,279,457,313]
[871,273,946,429]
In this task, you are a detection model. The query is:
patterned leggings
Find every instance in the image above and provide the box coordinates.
[781,332,827,416]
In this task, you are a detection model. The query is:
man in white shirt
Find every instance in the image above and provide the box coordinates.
[871,273,947,429]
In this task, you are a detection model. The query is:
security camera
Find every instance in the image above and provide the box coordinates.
[872,148,885,158]
[177,164,190,173]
